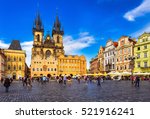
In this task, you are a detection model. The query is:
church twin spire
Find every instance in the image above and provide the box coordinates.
[33,12,64,36]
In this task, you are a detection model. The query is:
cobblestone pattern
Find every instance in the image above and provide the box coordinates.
[0,80,150,102]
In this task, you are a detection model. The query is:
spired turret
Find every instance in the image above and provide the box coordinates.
[52,16,64,36]
[32,12,44,47]
[33,12,44,33]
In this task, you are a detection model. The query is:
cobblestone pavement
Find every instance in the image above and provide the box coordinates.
[0,80,150,102]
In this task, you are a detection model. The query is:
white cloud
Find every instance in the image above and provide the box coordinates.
[0,40,9,48]
[131,23,150,38]
[21,41,33,67]
[64,32,95,55]
[124,0,150,21]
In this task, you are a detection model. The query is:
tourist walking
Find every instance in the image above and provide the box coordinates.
[135,76,140,87]
[27,76,32,87]
[63,74,67,85]
[97,76,101,86]
[23,76,27,87]
[3,78,11,92]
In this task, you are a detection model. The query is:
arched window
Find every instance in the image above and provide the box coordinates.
[14,65,16,70]
[37,34,40,42]
[45,50,51,59]
[57,36,60,43]
[14,57,16,61]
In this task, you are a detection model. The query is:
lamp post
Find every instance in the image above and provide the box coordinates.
[127,56,138,83]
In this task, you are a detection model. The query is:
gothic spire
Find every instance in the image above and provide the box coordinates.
[52,15,64,36]
[33,11,44,33]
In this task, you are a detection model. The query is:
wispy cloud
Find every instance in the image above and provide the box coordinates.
[0,40,9,48]
[124,0,150,21]
[64,32,95,55]
[131,23,150,38]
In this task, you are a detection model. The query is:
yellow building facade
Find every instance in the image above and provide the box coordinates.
[0,49,5,80]
[31,13,86,77]
[4,40,26,80]
[134,33,150,73]
[58,55,86,75]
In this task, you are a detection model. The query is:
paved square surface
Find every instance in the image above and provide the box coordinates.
[0,80,150,102]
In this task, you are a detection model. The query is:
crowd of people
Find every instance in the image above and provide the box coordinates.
[0,74,150,93]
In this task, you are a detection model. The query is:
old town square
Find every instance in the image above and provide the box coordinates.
[0,1,150,102]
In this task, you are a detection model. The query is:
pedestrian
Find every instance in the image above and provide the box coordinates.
[27,76,32,87]
[97,76,101,86]
[135,76,140,87]
[3,78,11,92]
[63,74,67,85]
[23,77,27,86]
[1,78,4,84]
[77,76,80,84]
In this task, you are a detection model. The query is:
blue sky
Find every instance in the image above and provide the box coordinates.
[0,0,150,68]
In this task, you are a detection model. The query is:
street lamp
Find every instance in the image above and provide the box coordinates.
[127,56,138,83]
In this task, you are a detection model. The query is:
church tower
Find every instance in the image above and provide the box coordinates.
[52,16,64,56]
[33,13,44,47]
[32,13,44,59]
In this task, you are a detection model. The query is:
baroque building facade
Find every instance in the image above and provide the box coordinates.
[103,40,118,73]
[0,49,5,80]
[134,33,150,73]
[116,36,136,73]
[31,13,86,77]
[4,40,26,79]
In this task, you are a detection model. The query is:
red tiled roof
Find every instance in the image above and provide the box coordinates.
[113,42,118,47]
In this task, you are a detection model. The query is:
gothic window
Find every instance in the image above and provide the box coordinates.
[45,50,51,59]
[57,36,60,43]
[37,34,40,42]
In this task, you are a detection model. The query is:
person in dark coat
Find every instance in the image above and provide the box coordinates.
[97,76,101,86]
[135,76,140,87]
[3,78,11,92]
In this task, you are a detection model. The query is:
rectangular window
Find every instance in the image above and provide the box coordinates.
[144,45,147,49]
[37,68,39,71]
[137,62,140,68]
[144,52,147,58]
[144,62,148,68]
[137,53,140,58]
[137,47,140,51]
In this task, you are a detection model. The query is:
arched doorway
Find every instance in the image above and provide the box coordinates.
[12,73,16,80]
[47,74,51,78]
